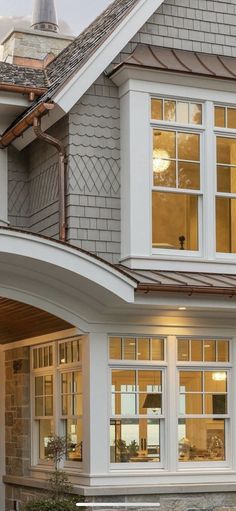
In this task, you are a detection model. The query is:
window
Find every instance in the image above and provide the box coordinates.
[177,339,230,464]
[32,337,83,464]
[151,98,202,251]
[109,337,165,465]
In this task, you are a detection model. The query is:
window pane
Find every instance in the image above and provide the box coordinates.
[227,108,236,129]
[151,99,163,120]
[216,197,236,252]
[44,375,53,396]
[204,340,216,362]
[178,133,200,161]
[217,137,236,165]
[178,162,200,190]
[124,339,136,360]
[45,396,53,416]
[120,394,136,415]
[179,393,203,414]
[66,419,82,461]
[205,372,227,393]
[35,397,43,416]
[153,160,176,188]
[191,340,203,361]
[190,103,202,125]
[59,343,65,364]
[112,371,136,392]
[217,166,236,193]
[110,419,160,463]
[178,339,189,361]
[35,376,43,396]
[39,419,53,460]
[164,100,176,122]
[74,395,83,416]
[109,337,122,359]
[137,338,149,360]
[49,346,53,366]
[153,130,176,159]
[66,342,72,364]
[217,340,229,362]
[151,339,164,360]
[205,394,227,415]
[72,340,80,362]
[152,192,198,251]
[215,107,226,128]
[33,350,37,369]
[139,393,162,415]
[179,371,202,392]
[178,418,225,461]
[177,102,189,124]
[138,371,162,392]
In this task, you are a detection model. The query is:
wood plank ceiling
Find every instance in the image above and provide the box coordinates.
[0,297,72,344]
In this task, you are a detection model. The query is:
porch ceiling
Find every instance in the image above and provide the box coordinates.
[0,297,71,344]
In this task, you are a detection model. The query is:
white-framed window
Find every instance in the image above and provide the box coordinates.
[151,97,203,254]
[109,336,166,466]
[177,338,230,466]
[31,336,83,465]
[108,335,232,470]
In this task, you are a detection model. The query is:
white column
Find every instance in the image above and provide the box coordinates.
[0,148,8,226]
[166,335,178,472]
[82,332,109,476]
[120,88,150,260]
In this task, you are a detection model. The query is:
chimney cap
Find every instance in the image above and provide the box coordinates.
[31,0,59,33]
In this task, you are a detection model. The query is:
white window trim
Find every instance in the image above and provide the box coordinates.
[119,71,236,271]
[31,337,83,469]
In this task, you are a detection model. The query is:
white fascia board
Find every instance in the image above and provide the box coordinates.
[0,229,136,303]
[52,0,165,113]
[0,91,30,108]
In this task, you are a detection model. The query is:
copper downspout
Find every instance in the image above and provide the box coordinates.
[33,117,66,242]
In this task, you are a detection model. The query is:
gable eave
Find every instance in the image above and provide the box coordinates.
[51,0,165,113]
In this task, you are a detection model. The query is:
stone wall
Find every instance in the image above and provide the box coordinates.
[5,347,30,480]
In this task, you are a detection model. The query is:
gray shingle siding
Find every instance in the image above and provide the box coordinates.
[67,74,121,264]
[122,0,236,59]
[8,146,29,230]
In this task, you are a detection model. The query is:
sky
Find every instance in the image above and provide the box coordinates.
[0,0,112,38]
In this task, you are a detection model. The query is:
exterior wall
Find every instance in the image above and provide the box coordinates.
[8,146,29,230]
[5,347,30,482]
[27,116,69,239]
[67,74,121,264]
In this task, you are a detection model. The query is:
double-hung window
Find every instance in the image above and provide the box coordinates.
[32,337,83,465]
[151,98,203,253]
[109,336,165,466]
[177,338,230,465]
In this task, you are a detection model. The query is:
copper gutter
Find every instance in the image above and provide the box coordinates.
[33,117,66,242]
[0,83,46,97]
[0,102,54,148]
[136,284,236,297]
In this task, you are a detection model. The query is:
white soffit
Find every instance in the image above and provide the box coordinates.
[52,0,165,113]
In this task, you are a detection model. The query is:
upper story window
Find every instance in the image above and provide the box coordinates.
[151,97,203,252]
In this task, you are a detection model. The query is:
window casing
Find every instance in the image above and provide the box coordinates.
[32,337,83,465]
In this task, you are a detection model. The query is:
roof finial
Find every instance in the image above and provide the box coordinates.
[31,0,59,33]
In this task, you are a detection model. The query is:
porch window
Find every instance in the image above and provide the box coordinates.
[32,337,83,464]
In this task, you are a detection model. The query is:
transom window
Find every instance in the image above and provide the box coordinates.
[109,336,164,361]
[178,339,229,362]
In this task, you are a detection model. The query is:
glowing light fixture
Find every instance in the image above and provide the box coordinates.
[153,149,170,173]
[212,372,226,381]
[178,307,187,311]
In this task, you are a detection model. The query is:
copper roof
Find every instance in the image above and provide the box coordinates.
[111,44,236,80]
[117,267,236,296]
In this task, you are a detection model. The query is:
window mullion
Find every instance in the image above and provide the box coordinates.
[204,100,215,258]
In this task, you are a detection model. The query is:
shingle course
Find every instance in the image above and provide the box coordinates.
[0,62,47,89]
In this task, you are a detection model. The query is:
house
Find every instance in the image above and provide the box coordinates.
[1,0,236,509]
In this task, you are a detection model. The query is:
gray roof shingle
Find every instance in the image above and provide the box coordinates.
[0,62,47,89]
